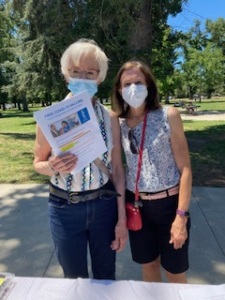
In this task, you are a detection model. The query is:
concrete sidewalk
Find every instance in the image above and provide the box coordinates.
[0,184,225,285]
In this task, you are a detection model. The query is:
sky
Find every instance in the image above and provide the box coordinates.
[168,0,225,32]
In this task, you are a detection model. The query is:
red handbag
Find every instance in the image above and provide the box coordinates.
[126,202,142,231]
[126,113,147,231]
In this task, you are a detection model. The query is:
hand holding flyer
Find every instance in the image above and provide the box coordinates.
[34,91,107,174]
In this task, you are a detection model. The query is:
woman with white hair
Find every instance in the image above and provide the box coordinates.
[33,39,127,280]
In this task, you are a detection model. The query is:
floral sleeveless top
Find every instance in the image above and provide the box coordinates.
[120,106,180,193]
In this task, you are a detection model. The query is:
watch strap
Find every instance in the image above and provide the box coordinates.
[176,209,190,217]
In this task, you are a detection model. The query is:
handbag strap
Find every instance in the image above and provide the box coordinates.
[134,113,147,205]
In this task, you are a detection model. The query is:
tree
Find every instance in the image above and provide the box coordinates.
[0,0,14,109]
[179,43,224,100]
[2,0,80,110]
[176,18,225,99]
[206,18,225,93]
[152,26,181,103]
[199,44,224,99]
[206,18,225,55]
[1,0,189,106]
[96,0,188,99]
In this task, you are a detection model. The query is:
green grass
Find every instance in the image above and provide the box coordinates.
[0,100,225,185]
[184,120,225,168]
[108,97,225,111]
[0,108,48,183]
[185,121,225,187]
[170,97,225,111]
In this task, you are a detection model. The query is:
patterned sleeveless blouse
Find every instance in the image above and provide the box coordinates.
[120,106,180,193]
[50,100,113,192]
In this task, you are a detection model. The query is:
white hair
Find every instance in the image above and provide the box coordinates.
[60,39,109,82]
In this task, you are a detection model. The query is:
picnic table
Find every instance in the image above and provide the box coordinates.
[179,102,200,114]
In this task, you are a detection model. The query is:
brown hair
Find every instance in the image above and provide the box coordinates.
[111,61,160,118]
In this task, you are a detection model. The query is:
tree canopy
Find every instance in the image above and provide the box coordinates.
[0,0,224,111]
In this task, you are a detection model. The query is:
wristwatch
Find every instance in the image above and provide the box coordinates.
[176,209,190,217]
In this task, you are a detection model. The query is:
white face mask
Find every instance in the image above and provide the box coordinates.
[122,84,148,109]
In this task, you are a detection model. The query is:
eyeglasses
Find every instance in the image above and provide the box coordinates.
[128,130,140,154]
[70,69,99,80]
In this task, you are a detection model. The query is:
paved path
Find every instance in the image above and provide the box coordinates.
[1,184,225,284]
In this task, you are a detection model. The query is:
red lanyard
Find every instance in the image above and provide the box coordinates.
[134,113,147,205]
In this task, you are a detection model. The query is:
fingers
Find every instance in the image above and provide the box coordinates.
[49,153,78,173]
[170,222,188,249]
[110,240,119,251]
[111,238,126,252]
[111,222,128,252]
[174,242,185,249]
[169,237,186,249]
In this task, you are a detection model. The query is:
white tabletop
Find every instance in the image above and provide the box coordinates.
[5,277,225,300]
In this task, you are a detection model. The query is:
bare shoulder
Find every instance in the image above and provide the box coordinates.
[167,106,180,118]
[108,109,118,119]
[167,106,182,124]
[108,109,119,126]
[166,107,184,136]
[106,110,120,144]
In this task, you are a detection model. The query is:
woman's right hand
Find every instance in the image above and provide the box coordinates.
[48,153,78,174]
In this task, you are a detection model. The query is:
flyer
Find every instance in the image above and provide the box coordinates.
[34,91,107,174]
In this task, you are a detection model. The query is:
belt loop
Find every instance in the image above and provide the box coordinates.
[166,189,169,197]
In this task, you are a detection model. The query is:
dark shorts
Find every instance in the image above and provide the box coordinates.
[126,189,191,274]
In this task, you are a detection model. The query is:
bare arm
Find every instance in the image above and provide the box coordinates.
[167,107,192,249]
[109,111,128,252]
[33,125,78,176]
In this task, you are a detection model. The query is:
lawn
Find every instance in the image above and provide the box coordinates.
[184,120,225,186]
[170,97,225,111]
[0,108,48,183]
[0,98,225,186]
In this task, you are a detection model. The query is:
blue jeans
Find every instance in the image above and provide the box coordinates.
[48,184,118,279]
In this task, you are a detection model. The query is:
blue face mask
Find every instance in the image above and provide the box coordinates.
[67,78,98,98]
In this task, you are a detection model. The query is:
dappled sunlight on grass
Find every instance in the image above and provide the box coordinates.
[0,105,225,185]
[183,121,225,186]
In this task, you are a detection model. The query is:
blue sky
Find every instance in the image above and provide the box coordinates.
[168,0,225,32]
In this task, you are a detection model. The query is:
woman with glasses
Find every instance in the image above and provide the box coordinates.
[111,61,192,283]
[33,39,127,279]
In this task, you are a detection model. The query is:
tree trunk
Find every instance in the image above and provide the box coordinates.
[129,0,153,62]
[165,94,170,104]
[22,96,29,112]
[207,93,211,99]
[188,86,194,100]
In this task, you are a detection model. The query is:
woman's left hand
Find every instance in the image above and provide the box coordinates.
[169,216,188,249]
[111,220,128,252]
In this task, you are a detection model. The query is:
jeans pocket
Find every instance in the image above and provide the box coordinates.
[49,194,67,209]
